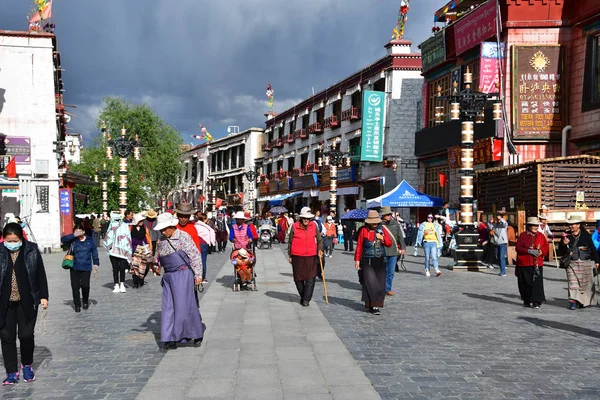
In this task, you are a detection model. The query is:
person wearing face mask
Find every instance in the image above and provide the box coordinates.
[0,222,49,385]
[61,228,99,312]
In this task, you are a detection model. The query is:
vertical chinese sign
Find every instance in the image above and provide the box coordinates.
[479,42,505,94]
[512,45,565,140]
[360,91,385,162]
[59,188,73,237]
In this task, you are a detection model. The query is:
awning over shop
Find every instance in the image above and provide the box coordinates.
[0,177,19,190]
[257,191,302,204]
[366,180,443,208]
[62,171,99,186]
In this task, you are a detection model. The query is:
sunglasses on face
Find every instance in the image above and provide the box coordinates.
[427,216,433,219]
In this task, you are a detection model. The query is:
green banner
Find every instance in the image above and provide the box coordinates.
[360,90,385,162]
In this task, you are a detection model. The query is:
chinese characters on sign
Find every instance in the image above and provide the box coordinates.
[512,45,564,140]
[454,0,497,56]
[420,31,446,72]
[59,189,71,216]
[479,42,505,94]
[36,185,49,213]
[360,91,385,162]
[0,136,31,165]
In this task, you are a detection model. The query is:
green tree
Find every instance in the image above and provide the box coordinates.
[71,97,183,214]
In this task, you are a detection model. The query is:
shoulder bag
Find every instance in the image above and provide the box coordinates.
[62,242,75,270]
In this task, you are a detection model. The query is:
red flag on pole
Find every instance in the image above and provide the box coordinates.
[238,193,244,203]
[6,157,16,179]
[305,157,310,171]
[215,198,223,209]
[199,195,206,203]
[439,172,447,187]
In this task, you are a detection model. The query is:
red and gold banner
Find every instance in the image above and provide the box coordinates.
[448,138,501,168]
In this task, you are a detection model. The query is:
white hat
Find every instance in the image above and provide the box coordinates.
[538,213,548,220]
[298,207,314,219]
[327,215,333,221]
[233,211,247,220]
[110,211,122,221]
[237,248,248,258]
[154,212,179,231]
[132,213,146,225]
[565,215,583,224]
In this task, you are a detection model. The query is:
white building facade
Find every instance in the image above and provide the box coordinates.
[64,133,82,165]
[259,40,422,217]
[170,143,210,209]
[0,31,69,250]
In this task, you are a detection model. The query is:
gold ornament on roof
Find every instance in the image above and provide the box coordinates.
[529,51,550,73]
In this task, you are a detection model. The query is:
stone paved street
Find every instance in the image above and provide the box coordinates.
[0,247,228,400]
[309,244,600,400]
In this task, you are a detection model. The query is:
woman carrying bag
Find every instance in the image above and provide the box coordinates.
[61,228,99,312]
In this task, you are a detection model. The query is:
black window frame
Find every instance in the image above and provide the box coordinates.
[582,34,600,112]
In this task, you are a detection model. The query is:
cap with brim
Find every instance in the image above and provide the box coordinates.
[526,217,539,225]
[154,213,180,231]
[298,207,314,219]
[365,210,382,224]
[146,209,158,219]
[238,248,248,258]
[174,203,195,215]
[565,215,583,224]
[538,214,548,220]
[233,211,246,220]
[380,206,393,216]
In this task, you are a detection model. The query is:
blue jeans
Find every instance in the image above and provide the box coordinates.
[496,243,507,275]
[423,241,439,271]
[385,256,398,292]
[200,243,209,280]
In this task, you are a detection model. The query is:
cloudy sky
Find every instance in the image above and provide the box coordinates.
[1,0,442,144]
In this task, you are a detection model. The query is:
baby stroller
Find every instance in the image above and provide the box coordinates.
[258,225,273,249]
[231,247,257,291]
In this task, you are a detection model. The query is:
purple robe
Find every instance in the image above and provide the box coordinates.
[159,249,205,342]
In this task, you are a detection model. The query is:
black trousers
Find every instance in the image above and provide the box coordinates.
[343,230,354,251]
[109,256,128,284]
[295,278,316,302]
[70,270,91,307]
[0,302,37,374]
[217,238,227,252]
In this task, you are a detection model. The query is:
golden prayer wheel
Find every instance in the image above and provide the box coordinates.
[493,102,502,120]
[460,148,474,171]
[461,121,474,144]
[450,103,460,120]
[460,176,473,198]
[460,203,473,225]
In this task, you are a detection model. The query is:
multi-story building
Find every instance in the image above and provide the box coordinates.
[170,142,210,209]
[64,133,82,165]
[0,30,88,250]
[257,39,422,217]
[206,127,263,213]
[415,0,600,216]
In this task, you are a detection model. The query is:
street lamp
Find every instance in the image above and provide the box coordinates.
[244,167,260,214]
[103,121,141,216]
[321,142,350,212]
[94,162,115,217]
[437,67,502,270]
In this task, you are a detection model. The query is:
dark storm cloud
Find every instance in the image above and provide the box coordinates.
[1,0,442,143]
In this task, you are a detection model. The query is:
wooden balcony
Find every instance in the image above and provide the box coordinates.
[274,138,284,148]
[324,115,339,130]
[341,106,360,121]
[308,122,322,134]
[303,163,320,174]
[262,142,272,152]
[286,134,294,143]
[293,129,308,139]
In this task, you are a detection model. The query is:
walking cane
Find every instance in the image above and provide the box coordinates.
[319,254,329,304]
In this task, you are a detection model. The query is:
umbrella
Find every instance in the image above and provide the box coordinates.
[269,206,288,214]
[340,209,372,221]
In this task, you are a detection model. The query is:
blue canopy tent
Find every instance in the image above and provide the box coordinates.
[268,191,302,206]
[366,180,443,208]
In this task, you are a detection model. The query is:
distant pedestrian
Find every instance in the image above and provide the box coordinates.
[92,214,102,247]
[342,207,355,252]
[154,213,205,350]
[323,216,337,258]
[488,211,509,276]
[558,215,600,310]
[416,214,443,277]
[61,228,99,312]
[144,209,160,256]
[215,213,229,253]
[288,207,323,307]
[0,223,49,385]
[130,213,152,288]
[516,217,549,309]
[103,212,132,293]
[229,211,256,250]
[354,210,392,315]
[381,207,405,296]
[195,212,216,283]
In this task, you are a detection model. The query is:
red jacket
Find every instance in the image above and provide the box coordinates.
[290,221,318,257]
[177,223,201,251]
[516,231,549,267]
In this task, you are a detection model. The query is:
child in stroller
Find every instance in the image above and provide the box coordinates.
[231,248,257,291]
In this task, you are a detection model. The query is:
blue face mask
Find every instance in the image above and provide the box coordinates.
[19,223,25,228]
[4,242,22,252]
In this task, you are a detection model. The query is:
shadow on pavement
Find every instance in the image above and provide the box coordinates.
[216,275,234,289]
[322,295,365,312]
[264,290,296,303]
[463,292,518,306]
[495,293,568,309]
[518,317,600,340]
[32,346,52,370]
[132,311,162,347]
[62,299,98,310]
[321,277,362,291]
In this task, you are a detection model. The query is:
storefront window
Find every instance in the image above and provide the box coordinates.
[583,34,600,111]
[425,166,449,201]
[427,74,451,127]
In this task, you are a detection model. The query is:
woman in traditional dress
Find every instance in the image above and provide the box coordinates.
[354,210,392,315]
[515,217,549,309]
[277,213,290,244]
[130,213,152,288]
[154,213,205,350]
[558,215,600,310]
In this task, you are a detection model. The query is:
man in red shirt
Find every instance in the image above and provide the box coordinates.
[174,203,201,251]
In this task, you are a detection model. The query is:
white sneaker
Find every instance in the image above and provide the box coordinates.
[487,264,495,269]
[425,270,431,277]
[119,283,126,293]
[112,284,120,293]
[435,269,442,277]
